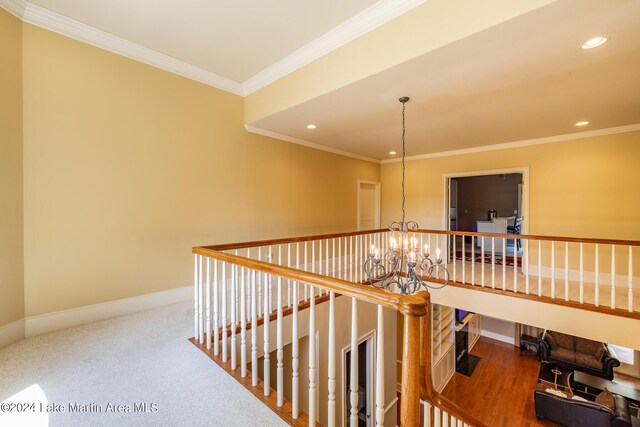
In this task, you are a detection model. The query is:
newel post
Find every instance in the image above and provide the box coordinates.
[400,313,422,427]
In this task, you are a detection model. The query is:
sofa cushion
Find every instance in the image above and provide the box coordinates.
[575,352,603,369]
[595,387,615,410]
[576,337,606,359]
[551,331,576,350]
[551,347,576,362]
[545,332,558,350]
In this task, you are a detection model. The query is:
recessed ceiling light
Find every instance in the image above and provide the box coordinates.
[306,124,317,129]
[582,36,607,49]
[575,121,589,127]
[389,151,397,155]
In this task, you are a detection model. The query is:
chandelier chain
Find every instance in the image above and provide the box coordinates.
[401,99,406,225]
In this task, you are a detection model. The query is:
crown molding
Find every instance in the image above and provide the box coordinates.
[242,0,428,95]
[1,1,244,95]
[380,123,640,164]
[0,0,26,18]
[245,125,381,164]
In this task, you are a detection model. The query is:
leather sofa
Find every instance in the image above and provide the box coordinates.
[534,385,632,427]
[538,330,620,380]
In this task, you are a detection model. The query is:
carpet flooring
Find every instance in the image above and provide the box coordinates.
[0,301,286,427]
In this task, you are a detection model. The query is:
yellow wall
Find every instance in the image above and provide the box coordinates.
[21,24,379,317]
[0,9,24,328]
[381,131,640,240]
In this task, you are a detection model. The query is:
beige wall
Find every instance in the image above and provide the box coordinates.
[21,24,379,317]
[382,131,640,239]
[0,9,24,328]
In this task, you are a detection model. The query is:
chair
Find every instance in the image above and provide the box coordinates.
[508,217,523,250]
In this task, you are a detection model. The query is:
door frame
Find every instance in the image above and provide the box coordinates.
[442,167,530,235]
[341,329,376,427]
[357,180,381,231]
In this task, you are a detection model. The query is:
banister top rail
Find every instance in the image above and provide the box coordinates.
[418,228,640,247]
[200,228,388,252]
[192,246,429,317]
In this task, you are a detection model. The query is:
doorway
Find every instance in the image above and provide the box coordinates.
[343,333,375,427]
[357,181,380,231]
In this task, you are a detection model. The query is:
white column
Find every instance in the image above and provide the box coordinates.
[222,262,228,362]
[551,241,555,299]
[194,254,198,340]
[481,236,485,287]
[375,305,384,427]
[328,291,336,427]
[565,242,570,302]
[292,280,299,419]
[213,260,219,355]
[595,243,599,307]
[525,240,530,294]
[491,237,495,289]
[257,247,262,318]
[251,270,258,386]
[462,236,466,284]
[628,246,633,312]
[287,243,292,307]
[538,240,542,297]
[471,236,475,286]
[611,245,616,309]
[263,271,270,395]
[277,276,284,406]
[206,258,212,349]
[350,298,359,427]
[514,239,518,293]
[198,255,204,344]
[304,242,308,301]
[308,286,316,425]
[241,265,247,377]
[231,263,237,369]
[502,238,506,291]
[579,242,584,304]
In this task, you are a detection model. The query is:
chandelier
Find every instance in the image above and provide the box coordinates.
[363,97,449,294]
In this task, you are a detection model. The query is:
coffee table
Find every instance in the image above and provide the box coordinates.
[574,371,640,417]
[538,363,573,392]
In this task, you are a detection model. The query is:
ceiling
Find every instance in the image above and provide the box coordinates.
[250,0,640,161]
[28,0,379,82]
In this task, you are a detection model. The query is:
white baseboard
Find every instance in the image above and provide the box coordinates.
[0,318,25,349]
[480,329,516,346]
[25,286,192,337]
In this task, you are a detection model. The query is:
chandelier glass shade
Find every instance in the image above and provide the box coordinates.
[363,97,449,294]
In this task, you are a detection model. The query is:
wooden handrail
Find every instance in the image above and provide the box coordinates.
[417,228,640,247]
[192,246,428,317]
[200,228,388,251]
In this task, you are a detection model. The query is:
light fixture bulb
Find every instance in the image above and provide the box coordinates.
[575,121,589,127]
[582,36,607,49]
[389,151,397,155]
[306,124,317,129]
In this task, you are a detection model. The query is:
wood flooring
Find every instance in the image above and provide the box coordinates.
[441,337,558,427]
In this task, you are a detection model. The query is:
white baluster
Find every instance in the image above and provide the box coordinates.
[222,262,227,362]
[538,241,542,297]
[308,286,316,425]
[338,237,342,279]
[246,249,251,321]
[277,276,284,406]
[565,242,569,301]
[491,237,495,289]
[525,240,530,295]
[350,235,354,282]
[595,243,599,307]
[213,260,219,355]
[453,234,457,283]
[318,239,323,297]
[502,238,506,291]
[551,241,555,299]
[579,243,584,304]
[350,298,359,427]
[375,305,384,427]
[206,258,211,349]
[292,280,299,419]
[514,239,518,293]
[268,246,273,313]
[462,235,466,284]
[194,254,198,340]
[611,245,616,309]
[328,291,336,427]
[235,250,239,324]
[287,243,292,307]
[263,271,270,395]
[628,246,633,312]
[326,238,330,281]
[332,238,336,278]
[251,270,258,386]
[241,265,247,378]
[471,236,475,286]
[257,247,262,317]
[198,255,204,344]
[231,263,237,369]
[304,242,308,301]
[481,236,485,287]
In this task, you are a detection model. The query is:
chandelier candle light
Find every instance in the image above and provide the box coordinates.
[363,97,449,294]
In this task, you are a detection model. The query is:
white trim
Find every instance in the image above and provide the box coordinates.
[25,286,192,337]
[442,167,530,236]
[242,0,428,95]
[0,318,25,349]
[357,180,381,231]
[480,329,516,346]
[0,0,26,19]
[15,2,243,95]
[341,329,376,427]
[381,123,640,164]
[384,396,398,414]
[246,125,380,163]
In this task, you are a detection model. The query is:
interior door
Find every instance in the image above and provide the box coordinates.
[357,181,380,231]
